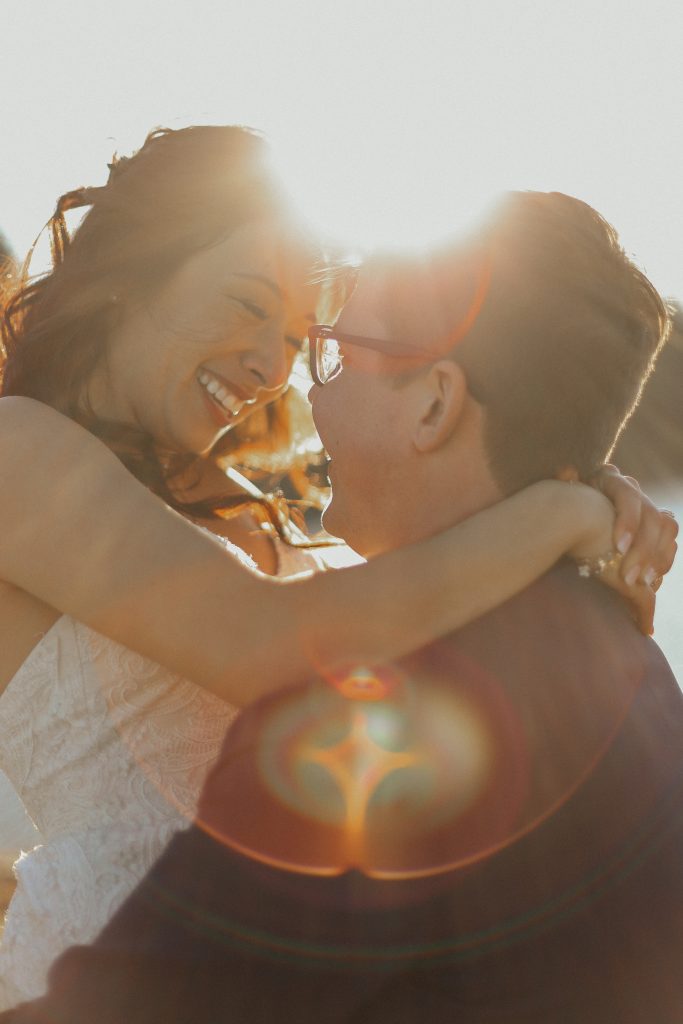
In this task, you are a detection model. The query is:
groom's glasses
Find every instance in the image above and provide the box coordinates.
[308,325,428,387]
[309,259,492,391]
[308,324,486,402]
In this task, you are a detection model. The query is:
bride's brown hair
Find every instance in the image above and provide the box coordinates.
[0,126,341,531]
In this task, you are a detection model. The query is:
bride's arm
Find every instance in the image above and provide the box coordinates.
[0,399,637,705]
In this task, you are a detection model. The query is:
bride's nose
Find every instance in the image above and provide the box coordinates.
[241,329,289,392]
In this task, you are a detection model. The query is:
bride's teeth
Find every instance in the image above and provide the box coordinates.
[198,370,250,417]
[223,395,242,414]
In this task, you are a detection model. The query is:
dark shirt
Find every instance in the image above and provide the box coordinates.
[4,565,683,1023]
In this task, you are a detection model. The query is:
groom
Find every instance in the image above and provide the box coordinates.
[4,192,681,1023]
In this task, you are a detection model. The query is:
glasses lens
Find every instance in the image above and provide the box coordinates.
[316,335,342,384]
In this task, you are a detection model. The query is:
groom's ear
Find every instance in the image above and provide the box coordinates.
[412,360,468,453]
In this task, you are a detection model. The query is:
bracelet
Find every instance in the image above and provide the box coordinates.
[575,550,622,578]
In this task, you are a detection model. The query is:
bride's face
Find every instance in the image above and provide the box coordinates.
[87,220,320,455]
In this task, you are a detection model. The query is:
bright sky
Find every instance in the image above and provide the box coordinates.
[1,0,682,297]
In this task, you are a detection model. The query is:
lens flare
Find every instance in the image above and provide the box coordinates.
[193,654,535,881]
[329,664,397,702]
[92,570,651,970]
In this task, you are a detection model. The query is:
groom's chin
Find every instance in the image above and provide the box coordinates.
[320,496,344,542]
[321,492,361,550]
[321,498,373,559]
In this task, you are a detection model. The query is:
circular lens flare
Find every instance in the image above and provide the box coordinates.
[195,655,531,882]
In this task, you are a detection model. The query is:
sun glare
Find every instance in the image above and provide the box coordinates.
[1,0,681,296]
[271,133,501,258]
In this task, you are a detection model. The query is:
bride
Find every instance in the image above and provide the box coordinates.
[0,125,674,1007]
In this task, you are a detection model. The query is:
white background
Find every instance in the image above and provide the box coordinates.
[0,0,682,296]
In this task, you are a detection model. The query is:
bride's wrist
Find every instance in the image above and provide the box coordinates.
[524,479,615,559]
[564,483,616,561]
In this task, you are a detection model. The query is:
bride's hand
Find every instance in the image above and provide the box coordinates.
[566,469,678,635]
[591,464,678,589]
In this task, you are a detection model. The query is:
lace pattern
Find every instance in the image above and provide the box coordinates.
[0,616,237,1008]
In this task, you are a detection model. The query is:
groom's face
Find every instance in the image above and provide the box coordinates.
[309,279,418,557]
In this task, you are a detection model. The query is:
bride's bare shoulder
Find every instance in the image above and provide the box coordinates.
[0,397,106,456]
[0,397,121,498]
[0,395,70,425]
[0,398,128,576]
[0,402,75,691]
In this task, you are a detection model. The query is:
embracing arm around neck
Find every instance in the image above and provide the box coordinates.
[0,398,613,706]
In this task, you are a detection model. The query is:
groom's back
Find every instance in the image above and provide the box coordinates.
[6,566,683,1024]
[210,562,683,1021]
[164,565,683,1021]
[370,563,683,1020]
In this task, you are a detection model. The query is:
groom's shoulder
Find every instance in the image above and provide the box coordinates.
[418,560,672,685]
[396,563,683,850]
[400,562,681,764]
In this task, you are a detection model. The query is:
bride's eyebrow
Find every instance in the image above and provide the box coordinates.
[229,273,317,324]
[231,272,284,300]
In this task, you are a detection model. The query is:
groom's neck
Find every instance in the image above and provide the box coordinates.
[361,458,503,559]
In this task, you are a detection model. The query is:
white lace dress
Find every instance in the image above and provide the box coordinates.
[0,540,324,1009]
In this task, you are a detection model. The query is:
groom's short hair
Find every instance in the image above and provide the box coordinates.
[366,192,670,493]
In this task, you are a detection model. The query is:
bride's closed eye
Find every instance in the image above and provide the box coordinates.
[235,297,268,320]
